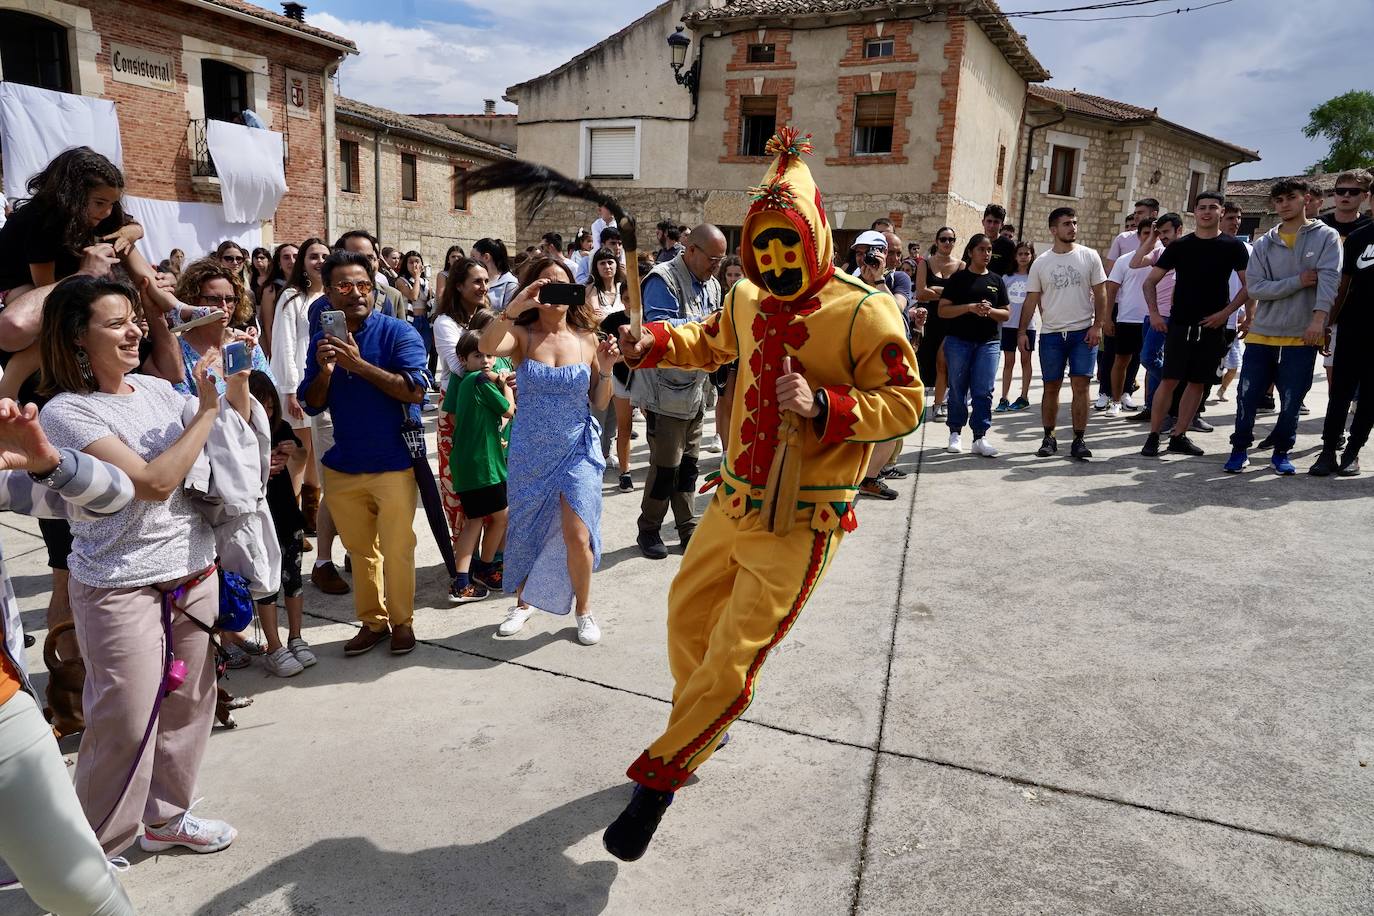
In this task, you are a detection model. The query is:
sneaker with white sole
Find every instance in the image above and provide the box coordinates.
[1094,393,1110,410]
[264,646,304,678]
[576,614,601,645]
[971,437,999,457]
[705,435,722,454]
[140,801,237,854]
[1104,401,1120,418]
[287,637,317,668]
[497,604,534,637]
[1122,392,1138,410]
[946,432,963,453]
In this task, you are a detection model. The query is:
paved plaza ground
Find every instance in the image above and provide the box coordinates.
[2,375,1371,915]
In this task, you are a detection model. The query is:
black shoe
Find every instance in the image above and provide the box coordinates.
[603,785,674,862]
[1036,435,1058,457]
[1070,438,1092,460]
[1337,451,1361,476]
[1167,434,1204,456]
[1298,401,1311,415]
[1259,395,1276,412]
[1189,416,1214,433]
[1255,434,1276,451]
[1127,408,1153,423]
[1141,432,1161,457]
[879,464,908,480]
[1308,448,1338,477]
[637,533,669,561]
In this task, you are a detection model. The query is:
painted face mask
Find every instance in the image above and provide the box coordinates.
[740,127,835,304]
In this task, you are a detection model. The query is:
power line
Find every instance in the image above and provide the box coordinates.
[1002,0,1237,21]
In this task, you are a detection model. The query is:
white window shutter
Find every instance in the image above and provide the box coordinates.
[588,127,636,177]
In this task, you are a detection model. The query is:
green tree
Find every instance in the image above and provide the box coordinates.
[1304,91,1374,174]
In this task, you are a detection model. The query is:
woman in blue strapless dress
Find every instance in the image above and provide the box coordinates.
[477,257,620,646]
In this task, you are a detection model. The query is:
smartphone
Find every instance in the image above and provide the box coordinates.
[223,340,251,375]
[320,310,346,339]
[540,283,586,307]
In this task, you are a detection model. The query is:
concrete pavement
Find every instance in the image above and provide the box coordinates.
[1,375,1370,915]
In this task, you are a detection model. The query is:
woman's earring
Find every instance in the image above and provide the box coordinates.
[76,348,96,387]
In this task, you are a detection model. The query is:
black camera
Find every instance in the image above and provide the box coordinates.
[862,251,884,267]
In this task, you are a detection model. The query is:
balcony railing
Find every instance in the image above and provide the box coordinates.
[190,118,217,178]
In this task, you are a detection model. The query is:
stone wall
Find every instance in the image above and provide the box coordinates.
[334,124,514,265]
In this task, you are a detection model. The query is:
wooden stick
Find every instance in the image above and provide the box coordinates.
[622,216,643,340]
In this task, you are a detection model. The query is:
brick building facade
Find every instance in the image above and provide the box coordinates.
[334,97,515,265]
[0,0,354,248]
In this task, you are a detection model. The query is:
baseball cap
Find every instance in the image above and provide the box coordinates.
[853,230,888,249]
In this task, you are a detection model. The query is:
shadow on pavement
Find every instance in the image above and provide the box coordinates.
[188,786,625,916]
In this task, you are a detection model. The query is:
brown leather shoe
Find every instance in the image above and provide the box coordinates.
[311,561,350,595]
[344,625,390,656]
[390,624,416,655]
[300,484,320,537]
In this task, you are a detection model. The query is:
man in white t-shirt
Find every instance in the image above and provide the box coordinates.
[1102,218,1161,416]
[1104,198,1161,273]
[591,204,618,251]
[1018,206,1107,459]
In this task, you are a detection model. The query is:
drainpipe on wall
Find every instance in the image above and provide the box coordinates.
[321,59,341,243]
[373,126,387,242]
[1016,106,1066,242]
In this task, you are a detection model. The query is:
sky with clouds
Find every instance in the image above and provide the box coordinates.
[307,0,1356,179]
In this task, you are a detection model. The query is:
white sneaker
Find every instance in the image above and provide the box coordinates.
[971,437,1000,457]
[497,604,534,637]
[705,435,723,454]
[1094,393,1110,410]
[140,801,236,854]
[946,432,964,453]
[1104,401,1121,418]
[287,637,317,668]
[576,614,601,645]
[1122,392,1138,410]
[264,646,304,678]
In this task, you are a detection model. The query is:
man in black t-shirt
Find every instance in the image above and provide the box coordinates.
[982,204,1018,276]
[1312,220,1374,476]
[1318,170,1371,241]
[1140,192,1249,457]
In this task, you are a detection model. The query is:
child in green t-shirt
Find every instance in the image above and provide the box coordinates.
[448,332,515,602]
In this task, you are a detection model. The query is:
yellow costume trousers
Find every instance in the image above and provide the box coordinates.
[627,496,845,792]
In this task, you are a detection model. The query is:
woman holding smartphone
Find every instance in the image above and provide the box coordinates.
[478,257,619,646]
[173,258,272,395]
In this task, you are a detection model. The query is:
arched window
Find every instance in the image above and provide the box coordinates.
[0,11,72,92]
[202,59,248,123]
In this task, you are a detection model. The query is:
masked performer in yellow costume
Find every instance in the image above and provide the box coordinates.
[603,127,924,861]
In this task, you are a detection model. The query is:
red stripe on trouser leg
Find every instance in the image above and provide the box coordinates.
[437,412,465,546]
[627,503,836,792]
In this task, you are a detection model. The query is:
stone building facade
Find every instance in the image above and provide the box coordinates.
[0,0,354,245]
[334,97,516,266]
[1009,87,1259,254]
[1226,171,1342,240]
[503,0,1048,254]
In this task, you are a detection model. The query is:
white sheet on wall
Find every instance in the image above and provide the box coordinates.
[205,119,287,224]
[0,82,124,199]
[124,195,261,267]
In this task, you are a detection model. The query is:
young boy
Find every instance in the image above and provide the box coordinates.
[448,332,514,602]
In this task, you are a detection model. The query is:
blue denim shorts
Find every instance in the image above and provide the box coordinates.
[1038,328,1098,380]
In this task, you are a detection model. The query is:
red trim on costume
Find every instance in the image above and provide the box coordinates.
[840,505,858,532]
[737,308,814,481]
[630,321,673,369]
[881,342,914,387]
[627,530,830,792]
[819,386,858,444]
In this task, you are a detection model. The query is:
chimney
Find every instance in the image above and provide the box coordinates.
[281,2,306,21]
[483,99,496,115]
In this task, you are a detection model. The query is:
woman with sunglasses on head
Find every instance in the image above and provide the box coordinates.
[915,227,963,420]
[479,256,619,646]
[38,273,252,858]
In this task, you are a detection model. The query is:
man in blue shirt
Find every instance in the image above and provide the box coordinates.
[632,224,725,560]
[300,251,428,657]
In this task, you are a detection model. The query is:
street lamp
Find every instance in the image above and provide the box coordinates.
[667,25,699,94]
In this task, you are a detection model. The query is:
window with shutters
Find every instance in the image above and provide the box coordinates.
[339,140,360,193]
[853,93,895,155]
[739,95,777,157]
[0,11,71,92]
[1047,145,1077,197]
[864,38,894,59]
[401,153,418,202]
[996,144,1007,186]
[585,124,638,179]
[747,43,776,64]
[1187,170,1205,212]
[452,163,469,211]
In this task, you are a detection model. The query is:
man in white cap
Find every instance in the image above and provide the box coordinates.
[847,230,910,498]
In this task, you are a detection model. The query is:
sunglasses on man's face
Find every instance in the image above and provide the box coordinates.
[332,280,374,295]
[1333,188,1365,196]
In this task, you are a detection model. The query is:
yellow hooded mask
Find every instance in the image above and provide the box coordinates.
[740,127,836,304]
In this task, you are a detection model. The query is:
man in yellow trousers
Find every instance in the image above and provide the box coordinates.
[606,127,924,861]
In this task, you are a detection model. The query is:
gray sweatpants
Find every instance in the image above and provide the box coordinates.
[0,690,135,915]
